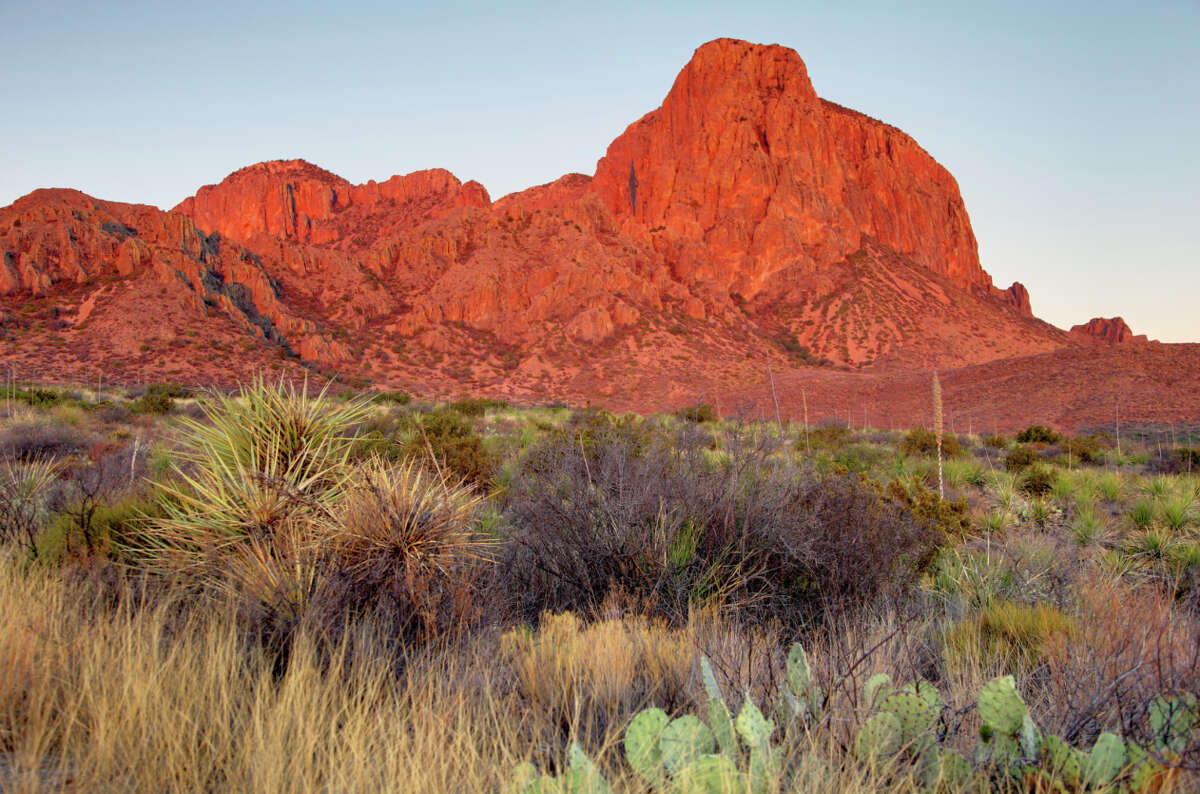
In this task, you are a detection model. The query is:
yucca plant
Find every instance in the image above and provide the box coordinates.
[0,458,59,559]
[325,457,492,640]
[1070,507,1107,547]
[1129,499,1156,530]
[139,376,373,577]
[1159,495,1195,532]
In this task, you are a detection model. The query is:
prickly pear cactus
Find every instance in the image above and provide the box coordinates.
[660,715,716,776]
[864,673,893,712]
[625,707,670,784]
[901,679,943,715]
[938,749,975,789]
[880,691,938,745]
[676,754,742,794]
[786,642,811,699]
[699,657,738,760]
[565,742,612,794]
[1082,732,1125,788]
[1150,693,1198,755]
[855,711,903,766]
[735,697,775,751]
[1019,712,1041,762]
[1041,734,1082,788]
[977,675,1027,736]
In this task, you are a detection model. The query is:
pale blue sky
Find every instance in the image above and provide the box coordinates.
[2,1,1197,341]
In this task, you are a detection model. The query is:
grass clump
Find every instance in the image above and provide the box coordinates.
[944,599,1074,674]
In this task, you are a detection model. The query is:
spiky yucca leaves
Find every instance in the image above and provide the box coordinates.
[327,458,492,640]
[143,377,373,575]
[0,458,59,558]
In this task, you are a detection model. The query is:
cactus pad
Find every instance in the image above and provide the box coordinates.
[735,697,775,750]
[977,675,1027,736]
[864,673,893,712]
[786,643,812,699]
[566,742,612,794]
[660,715,716,776]
[625,708,670,783]
[1083,732,1125,788]
[938,749,975,789]
[676,754,741,794]
[881,692,938,744]
[855,711,903,765]
[1041,734,1081,788]
[1150,693,1198,754]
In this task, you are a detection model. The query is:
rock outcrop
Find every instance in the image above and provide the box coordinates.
[1070,317,1149,345]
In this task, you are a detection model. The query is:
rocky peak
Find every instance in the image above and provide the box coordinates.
[592,38,991,304]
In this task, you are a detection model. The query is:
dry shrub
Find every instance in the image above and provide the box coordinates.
[321,458,493,642]
[1042,573,1200,768]
[0,421,88,463]
[498,423,938,630]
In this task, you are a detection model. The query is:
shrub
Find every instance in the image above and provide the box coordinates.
[130,390,174,415]
[446,397,507,417]
[1063,435,1106,464]
[982,433,1008,449]
[0,422,88,463]
[675,403,717,423]
[886,478,971,541]
[370,390,412,405]
[1019,465,1057,497]
[314,458,491,642]
[899,426,962,458]
[1004,445,1039,472]
[12,387,62,408]
[498,424,938,629]
[1016,424,1062,444]
[405,410,497,487]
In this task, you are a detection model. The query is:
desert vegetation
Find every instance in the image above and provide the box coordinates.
[1,379,1198,792]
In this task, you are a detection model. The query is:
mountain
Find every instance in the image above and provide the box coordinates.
[0,38,1193,429]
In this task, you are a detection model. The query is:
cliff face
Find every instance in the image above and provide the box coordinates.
[174,160,489,250]
[590,39,1024,309]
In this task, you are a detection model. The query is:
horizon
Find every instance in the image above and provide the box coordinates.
[2,1,1197,342]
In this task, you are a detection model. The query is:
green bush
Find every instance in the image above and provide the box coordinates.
[1019,465,1056,497]
[406,410,497,487]
[1016,424,1062,445]
[1063,435,1106,464]
[675,403,717,423]
[899,427,963,458]
[1005,445,1040,472]
[887,478,971,542]
[982,433,1009,449]
[447,397,507,418]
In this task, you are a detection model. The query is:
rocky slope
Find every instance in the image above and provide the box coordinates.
[0,38,1191,428]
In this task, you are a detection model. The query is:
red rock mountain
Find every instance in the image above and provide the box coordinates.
[0,38,1192,429]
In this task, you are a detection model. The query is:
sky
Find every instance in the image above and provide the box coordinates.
[2,0,1197,342]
